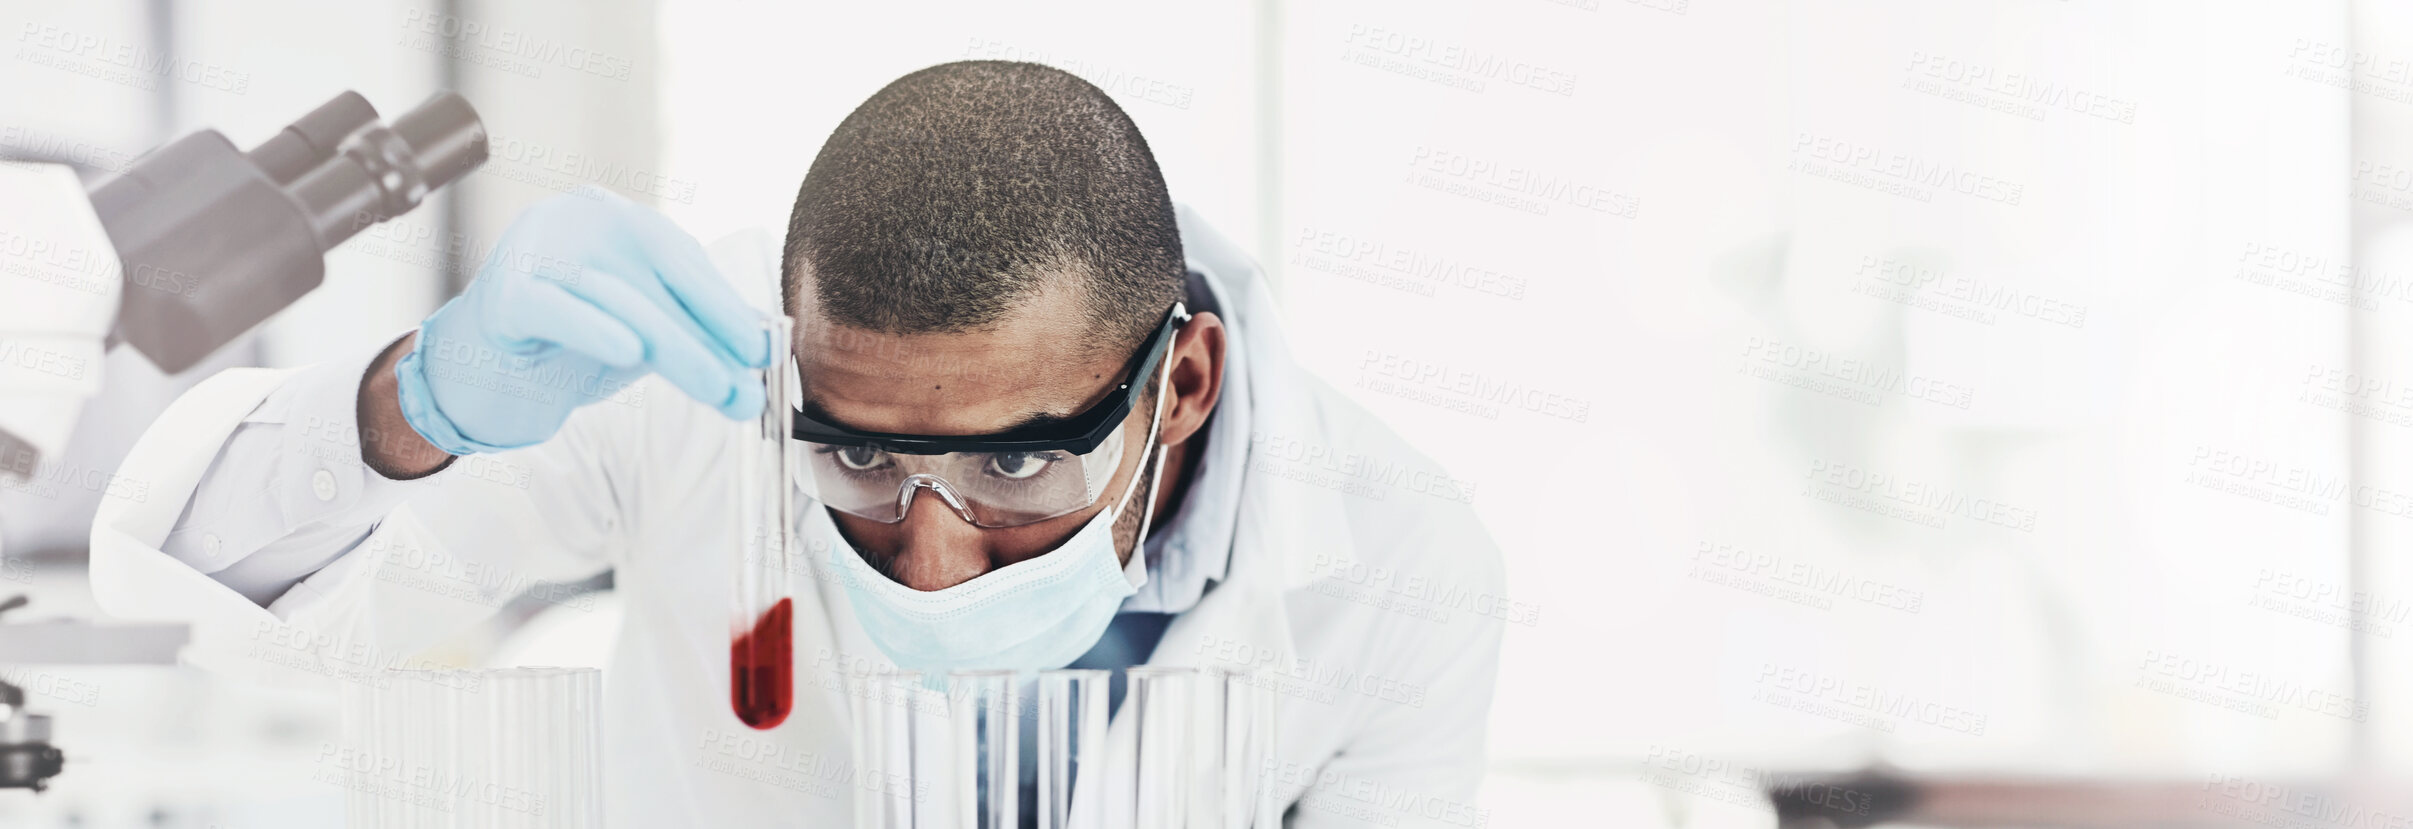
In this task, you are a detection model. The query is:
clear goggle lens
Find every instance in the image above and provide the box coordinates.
[800,425,1127,528]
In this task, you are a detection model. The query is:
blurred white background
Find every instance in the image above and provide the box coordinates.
[5,0,2412,825]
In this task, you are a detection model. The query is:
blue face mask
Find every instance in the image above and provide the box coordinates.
[819,368,1171,674]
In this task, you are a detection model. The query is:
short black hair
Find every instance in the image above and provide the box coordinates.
[782,60,1185,356]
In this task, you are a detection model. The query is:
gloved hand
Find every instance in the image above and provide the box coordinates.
[394,188,771,455]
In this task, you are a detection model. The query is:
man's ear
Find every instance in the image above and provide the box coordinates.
[1158,311,1227,447]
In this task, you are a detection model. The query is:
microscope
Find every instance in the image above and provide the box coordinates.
[92,90,487,373]
[0,599,60,790]
[0,89,490,480]
[0,90,491,792]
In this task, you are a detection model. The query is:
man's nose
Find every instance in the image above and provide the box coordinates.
[887,484,990,591]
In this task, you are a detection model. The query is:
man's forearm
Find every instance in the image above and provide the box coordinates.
[359,332,454,479]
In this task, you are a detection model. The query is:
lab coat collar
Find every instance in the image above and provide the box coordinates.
[1125,254,1249,613]
[1134,205,1357,674]
[1171,204,1351,595]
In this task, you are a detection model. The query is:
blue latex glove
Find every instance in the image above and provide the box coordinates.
[395,189,771,455]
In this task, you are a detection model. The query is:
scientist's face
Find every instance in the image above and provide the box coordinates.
[790,270,1225,592]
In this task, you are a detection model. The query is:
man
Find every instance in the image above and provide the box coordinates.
[92,61,1503,826]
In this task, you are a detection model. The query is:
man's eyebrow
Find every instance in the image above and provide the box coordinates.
[797,397,1079,437]
[796,398,863,431]
[997,410,1081,433]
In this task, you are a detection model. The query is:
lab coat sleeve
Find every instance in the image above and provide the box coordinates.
[158,334,423,604]
[92,333,641,685]
[1290,513,1508,829]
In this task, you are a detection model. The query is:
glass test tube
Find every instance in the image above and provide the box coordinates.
[851,670,938,829]
[1211,669,1281,829]
[1187,672,1228,829]
[1122,666,1200,829]
[343,667,602,828]
[731,315,798,730]
[1036,669,1111,829]
[946,670,1021,829]
[488,667,605,828]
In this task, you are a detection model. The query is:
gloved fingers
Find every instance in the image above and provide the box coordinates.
[622,207,774,369]
[568,274,765,420]
[491,278,646,369]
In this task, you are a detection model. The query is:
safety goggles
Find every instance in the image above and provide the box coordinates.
[791,302,1188,528]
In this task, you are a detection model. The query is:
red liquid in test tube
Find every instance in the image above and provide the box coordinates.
[730,597,793,729]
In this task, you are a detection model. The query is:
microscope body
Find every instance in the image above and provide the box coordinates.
[0,90,486,476]
[92,91,487,373]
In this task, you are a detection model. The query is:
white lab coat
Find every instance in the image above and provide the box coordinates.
[89,206,1505,828]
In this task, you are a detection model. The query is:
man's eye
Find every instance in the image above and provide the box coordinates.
[834,446,888,471]
[986,452,1053,480]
